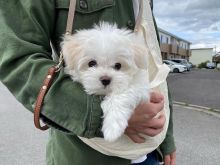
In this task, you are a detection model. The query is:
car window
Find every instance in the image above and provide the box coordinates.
[167,60,179,65]
[172,59,187,64]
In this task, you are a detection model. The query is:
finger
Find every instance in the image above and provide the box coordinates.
[125,127,138,134]
[171,158,176,165]
[142,101,165,118]
[133,97,164,117]
[150,91,164,103]
[125,127,146,143]
[141,114,166,128]
[126,133,145,143]
[170,152,176,165]
[164,155,171,165]
[141,127,164,137]
[128,109,165,128]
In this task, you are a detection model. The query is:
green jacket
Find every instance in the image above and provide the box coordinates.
[0,0,175,164]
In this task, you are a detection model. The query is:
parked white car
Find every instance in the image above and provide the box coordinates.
[206,62,216,69]
[170,59,191,71]
[163,60,187,73]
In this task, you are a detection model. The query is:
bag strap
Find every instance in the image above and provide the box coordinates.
[134,0,143,33]
[34,67,57,130]
[66,0,77,34]
[34,0,76,130]
[134,0,170,89]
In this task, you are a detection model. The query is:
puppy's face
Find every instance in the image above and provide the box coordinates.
[62,23,148,95]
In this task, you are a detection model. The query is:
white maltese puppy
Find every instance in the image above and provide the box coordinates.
[61,22,150,142]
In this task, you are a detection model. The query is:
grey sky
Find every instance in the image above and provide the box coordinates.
[153,0,220,53]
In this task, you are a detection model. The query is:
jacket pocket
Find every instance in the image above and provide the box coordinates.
[55,0,114,13]
[55,0,115,33]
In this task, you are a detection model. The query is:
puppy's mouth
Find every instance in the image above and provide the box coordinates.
[102,85,112,92]
[95,85,112,96]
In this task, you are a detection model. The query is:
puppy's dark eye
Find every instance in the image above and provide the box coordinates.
[88,60,97,67]
[114,63,121,70]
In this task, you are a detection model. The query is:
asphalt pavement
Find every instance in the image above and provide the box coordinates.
[0,82,47,165]
[173,104,220,165]
[0,73,220,165]
[167,69,220,110]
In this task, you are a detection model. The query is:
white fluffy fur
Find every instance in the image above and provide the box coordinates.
[61,22,150,142]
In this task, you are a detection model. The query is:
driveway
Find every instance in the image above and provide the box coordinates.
[167,69,220,109]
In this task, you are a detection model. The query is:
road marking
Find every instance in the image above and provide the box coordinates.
[173,101,220,118]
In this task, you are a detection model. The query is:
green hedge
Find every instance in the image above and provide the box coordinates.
[198,60,210,69]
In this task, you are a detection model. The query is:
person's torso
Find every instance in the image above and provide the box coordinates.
[48,1,135,165]
[51,0,136,53]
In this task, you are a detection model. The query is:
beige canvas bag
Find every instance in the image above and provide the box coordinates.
[79,0,170,160]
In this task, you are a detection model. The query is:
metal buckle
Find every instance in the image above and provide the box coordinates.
[55,52,64,72]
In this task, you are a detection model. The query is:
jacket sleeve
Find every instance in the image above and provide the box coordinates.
[0,0,103,138]
[159,88,176,155]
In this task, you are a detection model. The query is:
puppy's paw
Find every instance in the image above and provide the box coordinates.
[102,115,128,142]
[101,97,133,142]
[102,124,124,142]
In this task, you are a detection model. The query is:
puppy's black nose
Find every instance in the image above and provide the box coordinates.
[100,76,111,86]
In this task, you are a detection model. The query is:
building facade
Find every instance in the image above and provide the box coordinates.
[158,28,191,61]
[190,48,213,66]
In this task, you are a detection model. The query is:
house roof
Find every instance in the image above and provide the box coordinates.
[213,52,220,57]
[190,48,213,50]
[158,28,191,44]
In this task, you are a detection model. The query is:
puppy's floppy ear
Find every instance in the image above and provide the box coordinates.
[61,34,82,71]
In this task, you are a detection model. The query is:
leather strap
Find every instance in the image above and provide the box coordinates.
[34,67,57,130]
[34,0,76,130]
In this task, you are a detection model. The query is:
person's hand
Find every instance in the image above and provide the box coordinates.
[125,91,165,143]
[164,151,176,165]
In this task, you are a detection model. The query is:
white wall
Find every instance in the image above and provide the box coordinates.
[190,48,213,66]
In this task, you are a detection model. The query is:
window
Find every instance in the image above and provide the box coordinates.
[160,35,169,44]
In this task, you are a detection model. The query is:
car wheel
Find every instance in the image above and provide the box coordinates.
[173,68,179,73]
